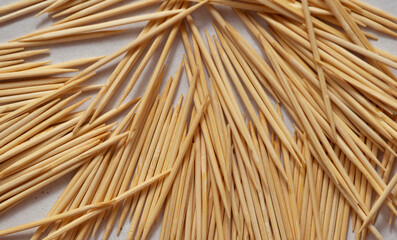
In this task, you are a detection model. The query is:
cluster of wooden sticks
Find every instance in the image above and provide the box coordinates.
[1,0,397,239]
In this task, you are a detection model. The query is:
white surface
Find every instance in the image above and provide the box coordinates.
[0,0,396,239]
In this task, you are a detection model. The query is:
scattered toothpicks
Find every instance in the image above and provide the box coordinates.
[0,0,397,239]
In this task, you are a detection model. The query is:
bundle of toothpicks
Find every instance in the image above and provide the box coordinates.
[0,0,397,239]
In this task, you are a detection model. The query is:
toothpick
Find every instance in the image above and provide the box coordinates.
[141,94,208,239]
[301,0,336,142]
[170,147,196,239]
[0,98,61,147]
[1,123,115,179]
[52,0,105,18]
[185,28,231,204]
[303,135,323,240]
[0,72,94,126]
[0,48,24,56]
[0,30,127,50]
[233,136,262,240]
[17,170,170,240]
[0,0,53,24]
[0,68,77,81]
[36,0,72,16]
[0,61,51,73]
[0,60,24,68]
[14,0,160,41]
[0,94,89,159]
[0,0,44,14]
[250,122,281,239]
[23,10,183,42]
[214,23,303,169]
[360,167,397,231]
[0,49,49,62]
[54,0,157,25]
[349,0,397,22]
[71,1,207,134]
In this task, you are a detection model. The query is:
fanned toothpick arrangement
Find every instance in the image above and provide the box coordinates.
[0,0,397,239]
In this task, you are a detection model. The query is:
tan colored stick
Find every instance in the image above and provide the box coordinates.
[0,61,50,73]
[13,0,160,41]
[23,10,183,42]
[0,30,127,50]
[0,0,54,24]
[0,71,94,124]
[52,0,104,18]
[186,27,231,200]
[71,1,207,134]
[214,20,303,167]
[1,171,170,239]
[0,0,45,14]
[0,48,24,56]
[360,170,397,231]
[53,0,142,24]
[302,0,336,141]
[303,135,323,240]
[141,95,209,239]
[0,49,49,62]
[0,60,24,68]
[0,68,78,81]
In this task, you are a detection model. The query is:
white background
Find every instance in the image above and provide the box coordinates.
[0,0,396,239]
